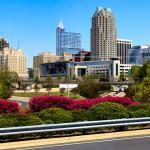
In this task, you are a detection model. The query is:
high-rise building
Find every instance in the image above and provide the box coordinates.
[91,7,117,60]
[0,38,9,51]
[0,47,28,79]
[33,52,60,77]
[56,21,81,56]
[117,39,132,64]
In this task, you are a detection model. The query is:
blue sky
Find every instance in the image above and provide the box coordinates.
[0,0,150,66]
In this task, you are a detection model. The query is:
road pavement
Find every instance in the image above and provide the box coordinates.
[15,136,150,150]
[1,129,150,150]
[9,96,29,107]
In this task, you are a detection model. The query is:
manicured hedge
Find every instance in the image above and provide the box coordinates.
[18,115,44,126]
[29,96,141,112]
[34,108,72,124]
[0,99,20,114]
[131,109,150,118]
[127,104,150,111]
[0,115,18,128]
[127,104,150,118]
[0,113,44,127]
[88,102,129,120]
[71,109,88,122]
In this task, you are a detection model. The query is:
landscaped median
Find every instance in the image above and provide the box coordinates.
[0,95,150,141]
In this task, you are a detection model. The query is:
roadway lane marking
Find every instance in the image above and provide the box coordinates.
[1,129,150,150]
[15,135,150,150]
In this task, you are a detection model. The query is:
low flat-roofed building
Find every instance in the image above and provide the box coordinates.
[33,52,60,78]
[40,58,134,82]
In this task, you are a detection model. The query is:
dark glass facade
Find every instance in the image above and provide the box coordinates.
[40,62,71,77]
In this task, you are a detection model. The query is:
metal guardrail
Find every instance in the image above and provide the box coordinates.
[0,117,150,136]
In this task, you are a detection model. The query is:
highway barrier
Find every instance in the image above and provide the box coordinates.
[0,117,150,136]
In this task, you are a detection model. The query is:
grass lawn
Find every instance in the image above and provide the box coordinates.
[13,92,84,99]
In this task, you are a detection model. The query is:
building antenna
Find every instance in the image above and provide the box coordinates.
[18,40,20,49]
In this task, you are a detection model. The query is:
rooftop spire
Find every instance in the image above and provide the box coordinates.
[57,21,64,29]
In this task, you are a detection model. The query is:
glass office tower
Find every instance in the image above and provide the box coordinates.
[56,21,81,56]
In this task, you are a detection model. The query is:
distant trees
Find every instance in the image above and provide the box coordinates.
[130,61,150,82]
[125,61,150,103]
[134,77,150,103]
[72,79,111,98]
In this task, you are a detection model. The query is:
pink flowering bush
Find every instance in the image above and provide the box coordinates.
[0,99,20,113]
[29,96,73,112]
[89,96,141,106]
[29,96,141,112]
[68,100,93,110]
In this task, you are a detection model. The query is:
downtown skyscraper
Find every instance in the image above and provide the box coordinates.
[91,7,117,60]
[56,21,81,56]
[117,39,132,64]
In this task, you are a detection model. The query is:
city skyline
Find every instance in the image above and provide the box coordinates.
[0,0,150,66]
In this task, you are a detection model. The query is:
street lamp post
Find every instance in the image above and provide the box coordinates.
[67,83,70,98]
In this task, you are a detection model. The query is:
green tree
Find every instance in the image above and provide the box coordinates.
[84,74,97,80]
[74,79,111,98]
[132,60,150,81]
[126,61,150,103]
[0,70,19,99]
[22,84,28,93]
[63,75,69,83]
[130,65,141,81]
[139,60,150,79]
[60,88,65,96]
[57,75,62,82]
[45,75,53,95]
[33,76,40,95]
[134,77,150,103]
[120,72,126,81]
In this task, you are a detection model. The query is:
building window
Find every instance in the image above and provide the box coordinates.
[116,63,118,76]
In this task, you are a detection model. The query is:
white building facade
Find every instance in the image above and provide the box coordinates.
[69,59,133,81]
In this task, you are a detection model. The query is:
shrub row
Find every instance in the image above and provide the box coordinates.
[1,102,150,128]
[29,96,140,112]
